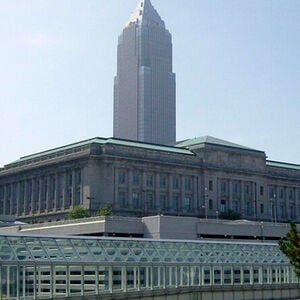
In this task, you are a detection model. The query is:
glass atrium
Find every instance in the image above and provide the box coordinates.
[0,234,297,299]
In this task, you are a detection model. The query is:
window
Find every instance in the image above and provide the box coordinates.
[184,196,192,211]
[246,202,252,216]
[173,176,180,189]
[132,173,140,185]
[260,186,264,196]
[269,187,275,198]
[118,191,127,208]
[172,195,179,211]
[159,194,167,210]
[132,192,140,209]
[223,268,232,284]
[279,188,284,199]
[68,172,73,186]
[203,268,211,285]
[75,187,81,206]
[146,175,153,187]
[118,170,126,184]
[279,204,286,219]
[221,181,227,193]
[67,189,72,207]
[290,205,296,219]
[185,177,192,190]
[160,175,167,188]
[209,199,213,210]
[233,182,240,194]
[214,268,221,285]
[233,268,241,284]
[233,200,239,212]
[260,203,264,214]
[209,180,213,191]
[146,192,154,209]
[289,189,294,200]
[50,176,56,200]
[245,184,250,195]
[220,199,226,212]
[75,169,81,185]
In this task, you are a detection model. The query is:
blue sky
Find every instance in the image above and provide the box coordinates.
[0,0,299,166]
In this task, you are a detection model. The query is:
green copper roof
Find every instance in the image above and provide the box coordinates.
[176,136,261,152]
[5,137,194,167]
[267,160,300,171]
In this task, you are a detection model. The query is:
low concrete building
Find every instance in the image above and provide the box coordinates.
[0,215,292,242]
[0,136,299,223]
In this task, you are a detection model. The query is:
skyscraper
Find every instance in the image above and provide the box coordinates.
[113,0,176,145]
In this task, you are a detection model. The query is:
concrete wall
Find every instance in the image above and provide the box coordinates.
[53,285,300,300]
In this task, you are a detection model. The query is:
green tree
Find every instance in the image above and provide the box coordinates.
[96,204,113,216]
[68,206,89,220]
[279,222,300,278]
[219,209,241,220]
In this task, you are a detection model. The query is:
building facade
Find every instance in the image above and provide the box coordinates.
[113,0,176,145]
[0,136,299,223]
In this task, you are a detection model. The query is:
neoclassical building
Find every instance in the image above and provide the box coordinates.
[0,136,299,223]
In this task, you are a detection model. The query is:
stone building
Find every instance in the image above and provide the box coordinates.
[0,136,299,223]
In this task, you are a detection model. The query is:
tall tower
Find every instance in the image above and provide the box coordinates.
[113,0,176,145]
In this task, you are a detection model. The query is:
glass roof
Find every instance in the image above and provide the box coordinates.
[0,234,288,265]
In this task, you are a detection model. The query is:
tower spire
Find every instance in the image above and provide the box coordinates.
[126,0,165,28]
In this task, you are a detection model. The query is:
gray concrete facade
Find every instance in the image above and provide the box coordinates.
[113,0,176,145]
[0,136,299,224]
[0,215,294,243]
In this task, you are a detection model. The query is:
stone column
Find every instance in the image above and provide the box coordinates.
[63,172,68,210]
[45,176,50,212]
[193,176,198,213]
[16,182,20,216]
[241,181,245,218]
[114,168,119,209]
[24,181,28,215]
[252,182,256,218]
[128,169,133,208]
[180,175,185,212]
[228,180,234,210]
[72,170,76,207]
[167,174,172,211]
[31,178,35,215]
[3,185,7,215]
[54,173,59,211]
[38,177,42,213]
[217,178,221,213]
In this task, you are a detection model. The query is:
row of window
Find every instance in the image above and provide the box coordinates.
[269,186,300,200]
[208,180,300,201]
[1,264,296,299]
[118,171,194,190]
[118,190,194,212]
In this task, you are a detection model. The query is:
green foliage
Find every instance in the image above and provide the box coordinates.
[96,204,113,216]
[279,222,300,278]
[219,210,241,220]
[68,206,89,220]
